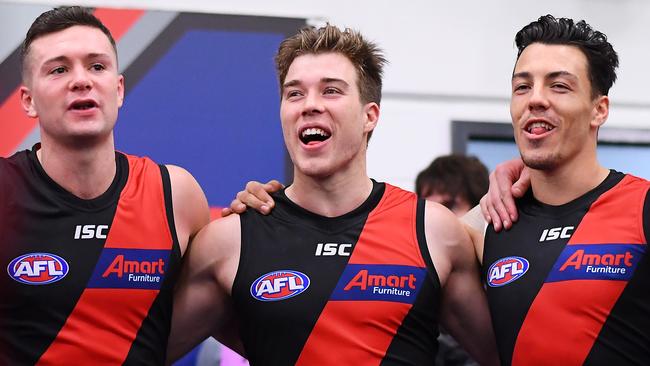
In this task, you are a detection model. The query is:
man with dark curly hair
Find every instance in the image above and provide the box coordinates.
[481,15,650,365]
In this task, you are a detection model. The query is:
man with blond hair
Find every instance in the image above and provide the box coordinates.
[169,25,498,365]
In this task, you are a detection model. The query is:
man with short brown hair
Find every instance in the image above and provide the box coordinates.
[170,24,498,365]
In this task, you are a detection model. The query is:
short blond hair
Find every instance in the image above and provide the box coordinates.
[275,24,386,106]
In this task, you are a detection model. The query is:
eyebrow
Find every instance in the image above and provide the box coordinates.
[42,53,111,65]
[282,77,350,89]
[512,70,578,81]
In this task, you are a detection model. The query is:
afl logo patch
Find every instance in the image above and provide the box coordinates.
[487,256,529,287]
[7,253,69,285]
[250,270,310,302]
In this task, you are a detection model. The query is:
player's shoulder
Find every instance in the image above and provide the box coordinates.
[193,214,241,263]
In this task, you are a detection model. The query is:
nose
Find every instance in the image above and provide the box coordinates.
[301,91,324,116]
[527,84,549,112]
[69,67,93,91]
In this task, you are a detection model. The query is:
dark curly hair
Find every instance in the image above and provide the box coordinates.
[415,155,488,208]
[515,14,619,97]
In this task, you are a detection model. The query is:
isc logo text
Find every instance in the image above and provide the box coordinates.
[74,224,109,239]
[539,226,574,242]
[315,242,352,256]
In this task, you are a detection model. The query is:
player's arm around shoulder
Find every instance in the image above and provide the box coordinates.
[424,201,499,366]
[167,213,242,362]
[166,165,210,255]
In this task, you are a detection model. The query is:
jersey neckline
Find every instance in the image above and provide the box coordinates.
[269,179,386,233]
[519,169,625,217]
[27,143,129,211]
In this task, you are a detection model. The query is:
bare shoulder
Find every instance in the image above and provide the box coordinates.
[423,201,475,283]
[165,164,210,255]
[460,205,487,265]
[186,214,241,293]
[424,201,471,251]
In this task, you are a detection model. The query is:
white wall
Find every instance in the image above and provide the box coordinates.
[10,0,650,190]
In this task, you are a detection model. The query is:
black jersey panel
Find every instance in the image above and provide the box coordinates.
[0,149,126,364]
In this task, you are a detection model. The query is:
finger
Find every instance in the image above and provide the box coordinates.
[229,197,249,214]
[487,198,503,232]
[264,180,284,192]
[246,181,275,207]
[486,171,510,230]
[235,189,268,214]
[495,181,516,228]
[511,166,531,198]
[221,207,233,217]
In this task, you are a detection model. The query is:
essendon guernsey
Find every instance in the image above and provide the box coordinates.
[233,181,442,365]
[0,146,181,365]
[483,171,650,365]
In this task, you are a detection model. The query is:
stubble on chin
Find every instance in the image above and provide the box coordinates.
[521,152,560,171]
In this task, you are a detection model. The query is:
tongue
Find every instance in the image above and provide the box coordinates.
[530,127,548,135]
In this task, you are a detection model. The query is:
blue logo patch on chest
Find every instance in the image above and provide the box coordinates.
[546,244,645,283]
[330,264,426,304]
[487,256,530,287]
[7,253,69,285]
[250,270,310,301]
[87,248,170,289]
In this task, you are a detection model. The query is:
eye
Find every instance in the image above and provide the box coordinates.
[90,63,106,71]
[50,66,67,75]
[551,83,570,92]
[285,89,303,99]
[323,87,341,95]
[513,83,530,94]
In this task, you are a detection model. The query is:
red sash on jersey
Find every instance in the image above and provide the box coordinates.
[37,156,173,365]
[512,175,649,366]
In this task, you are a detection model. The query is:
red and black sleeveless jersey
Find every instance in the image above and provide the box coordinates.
[483,171,650,366]
[0,146,181,365]
[232,181,441,365]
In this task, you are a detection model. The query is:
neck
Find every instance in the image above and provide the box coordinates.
[529,153,609,205]
[286,162,373,218]
[37,135,117,199]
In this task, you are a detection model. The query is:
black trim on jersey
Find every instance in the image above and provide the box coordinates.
[643,189,650,245]
[415,198,441,289]
[27,144,129,211]
[123,164,182,365]
[158,164,181,261]
[381,198,440,365]
[518,170,625,218]
[263,179,386,233]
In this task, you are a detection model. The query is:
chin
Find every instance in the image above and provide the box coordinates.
[521,153,561,171]
[294,161,336,179]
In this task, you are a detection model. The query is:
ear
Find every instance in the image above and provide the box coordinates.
[19,86,38,118]
[363,102,380,134]
[591,95,609,128]
[116,74,125,108]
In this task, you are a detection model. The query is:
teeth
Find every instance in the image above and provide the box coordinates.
[301,128,330,138]
[527,122,553,132]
